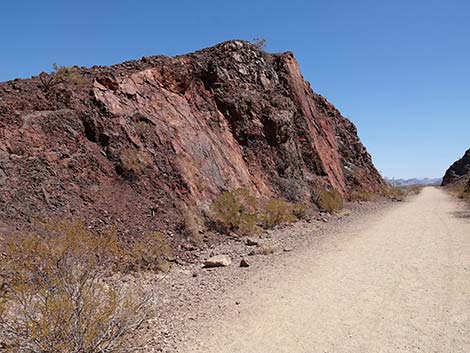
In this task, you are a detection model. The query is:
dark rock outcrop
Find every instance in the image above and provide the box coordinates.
[0,40,385,239]
[442,149,470,186]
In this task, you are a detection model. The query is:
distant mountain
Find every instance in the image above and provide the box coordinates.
[442,149,470,186]
[386,177,442,187]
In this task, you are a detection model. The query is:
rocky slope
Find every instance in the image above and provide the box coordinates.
[0,40,385,242]
[442,149,470,186]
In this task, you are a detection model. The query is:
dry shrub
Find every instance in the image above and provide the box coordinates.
[406,185,424,195]
[135,121,150,137]
[259,198,296,229]
[210,188,259,236]
[349,188,377,202]
[314,188,343,212]
[0,221,150,353]
[258,244,275,255]
[123,232,173,272]
[251,37,267,50]
[39,64,82,91]
[210,189,309,235]
[448,180,470,202]
[292,202,308,220]
[120,147,152,176]
[380,186,406,201]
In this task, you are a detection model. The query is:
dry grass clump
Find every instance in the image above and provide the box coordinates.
[314,188,343,212]
[349,188,378,202]
[210,188,307,236]
[258,244,276,255]
[0,221,152,353]
[39,64,83,91]
[120,147,152,176]
[123,232,173,272]
[405,185,424,195]
[446,179,470,202]
[210,188,259,235]
[380,186,406,201]
[463,181,470,201]
[380,185,424,201]
[259,198,296,229]
[135,121,151,137]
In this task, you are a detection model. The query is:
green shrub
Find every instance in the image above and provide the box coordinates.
[210,189,310,235]
[259,198,296,228]
[349,188,377,202]
[210,188,259,235]
[315,188,343,212]
[0,221,149,353]
[39,63,82,91]
[292,202,308,219]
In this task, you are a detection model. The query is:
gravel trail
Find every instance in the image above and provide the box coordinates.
[182,188,470,352]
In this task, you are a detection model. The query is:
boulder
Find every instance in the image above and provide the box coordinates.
[203,255,231,268]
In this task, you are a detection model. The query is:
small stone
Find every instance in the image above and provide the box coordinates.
[239,258,250,267]
[283,247,293,252]
[203,255,231,268]
[245,238,260,246]
[0,151,10,162]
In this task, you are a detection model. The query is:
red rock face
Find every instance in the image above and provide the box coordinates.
[0,40,384,238]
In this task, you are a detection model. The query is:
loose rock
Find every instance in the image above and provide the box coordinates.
[245,238,260,246]
[203,255,231,268]
[239,258,250,267]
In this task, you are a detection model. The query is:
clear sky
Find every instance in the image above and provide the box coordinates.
[1,0,469,179]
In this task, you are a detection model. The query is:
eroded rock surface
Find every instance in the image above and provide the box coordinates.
[442,149,470,185]
[0,40,384,242]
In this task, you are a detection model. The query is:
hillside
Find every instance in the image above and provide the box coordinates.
[386,177,442,187]
[442,149,470,186]
[0,40,385,241]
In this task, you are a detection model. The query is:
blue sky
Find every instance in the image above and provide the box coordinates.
[1,0,469,178]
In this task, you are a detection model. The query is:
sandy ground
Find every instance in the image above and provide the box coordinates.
[180,188,470,353]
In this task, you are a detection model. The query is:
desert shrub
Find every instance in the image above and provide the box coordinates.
[251,37,267,50]
[349,188,378,202]
[122,232,172,272]
[259,198,296,228]
[314,188,343,212]
[0,221,149,353]
[39,63,82,91]
[120,147,152,176]
[259,244,275,255]
[177,205,202,241]
[406,185,424,195]
[454,180,470,202]
[210,189,310,235]
[292,202,308,220]
[135,121,150,137]
[380,186,406,201]
[210,188,259,235]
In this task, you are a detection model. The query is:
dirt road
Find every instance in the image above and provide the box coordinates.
[182,188,470,352]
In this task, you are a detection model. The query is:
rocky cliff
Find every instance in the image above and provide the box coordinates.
[442,149,470,186]
[0,40,385,239]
